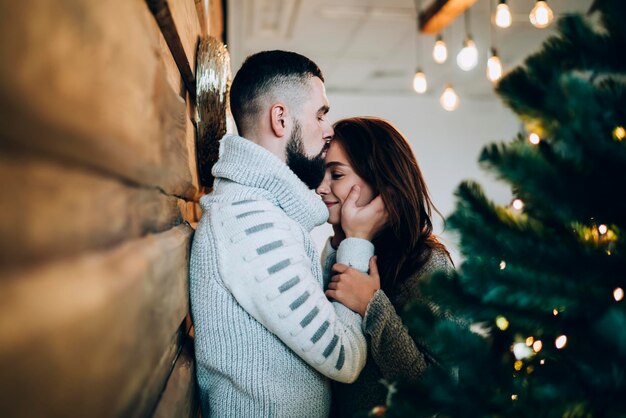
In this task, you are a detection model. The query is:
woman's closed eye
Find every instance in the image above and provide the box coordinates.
[330,171,344,180]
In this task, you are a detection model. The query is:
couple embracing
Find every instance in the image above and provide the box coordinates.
[189,50,453,418]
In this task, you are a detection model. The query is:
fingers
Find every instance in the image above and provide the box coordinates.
[343,185,361,210]
[331,263,350,274]
[325,289,337,300]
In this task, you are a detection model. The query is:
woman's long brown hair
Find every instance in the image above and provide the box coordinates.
[332,117,450,291]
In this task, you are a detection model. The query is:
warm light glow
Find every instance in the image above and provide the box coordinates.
[532,340,543,352]
[530,1,554,28]
[499,260,507,270]
[553,308,559,316]
[555,335,567,349]
[513,360,523,371]
[487,51,503,82]
[525,336,534,346]
[440,85,460,111]
[413,70,427,94]
[598,224,608,235]
[529,132,541,144]
[495,1,512,28]
[614,126,626,141]
[496,315,509,331]
[526,365,535,374]
[540,359,545,365]
[512,199,524,210]
[513,342,533,360]
[614,287,624,302]
[511,394,518,401]
[457,38,478,71]
[433,35,448,64]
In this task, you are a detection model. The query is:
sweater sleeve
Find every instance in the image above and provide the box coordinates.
[362,251,454,382]
[212,201,369,383]
[362,289,427,382]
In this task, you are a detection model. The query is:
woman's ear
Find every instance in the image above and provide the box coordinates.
[270,103,287,137]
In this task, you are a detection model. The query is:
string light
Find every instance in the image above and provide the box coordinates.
[496,315,509,330]
[530,1,554,28]
[540,359,545,365]
[487,48,503,82]
[457,38,478,71]
[513,342,533,360]
[614,126,625,141]
[457,10,478,71]
[532,340,543,352]
[440,84,460,111]
[413,69,428,94]
[433,33,448,63]
[553,308,559,316]
[528,132,541,144]
[598,224,608,235]
[525,336,534,346]
[499,260,507,270]
[512,199,524,211]
[614,287,624,302]
[513,360,523,371]
[495,0,512,28]
[555,335,567,349]
[511,394,518,400]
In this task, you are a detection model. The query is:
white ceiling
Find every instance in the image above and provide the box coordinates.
[226,0,593,99]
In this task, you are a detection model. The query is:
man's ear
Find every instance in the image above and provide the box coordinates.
[270,103,287,137]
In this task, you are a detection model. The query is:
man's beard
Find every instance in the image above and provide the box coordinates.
[286,122,326,189]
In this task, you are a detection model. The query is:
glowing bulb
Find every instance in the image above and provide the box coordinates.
[513,360,523,371]
[495,1,512,28]
[598,224,608,235]
[433,35,448,64]
[487,52,503,82]
[532,340,543,352]
[413,69,427,94]
[540,359,545,365]
[513,342,533,360]
[511,394,518,401]
[512,199,524,210]
[530,1,554,28]
[495,315,509,331]
[499,260,507,270]
[525,336,534,346]
[528,132,541,144]
[555,335,567,349]
[614,287,624,302]
[457,38,478,71]
[440,85,460,111]
[614,126,626,141]
[553,308,559,316]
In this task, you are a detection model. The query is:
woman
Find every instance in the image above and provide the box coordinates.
[316,117,454,417]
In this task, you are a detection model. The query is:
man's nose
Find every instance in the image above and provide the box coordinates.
[322,119,334,141]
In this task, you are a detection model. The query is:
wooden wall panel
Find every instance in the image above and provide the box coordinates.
[0,0,196,199]
[153,340,199,418]
[0,224,193,418]
[0,153,183,270]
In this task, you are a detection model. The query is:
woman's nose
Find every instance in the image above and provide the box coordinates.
[316,173,330,196]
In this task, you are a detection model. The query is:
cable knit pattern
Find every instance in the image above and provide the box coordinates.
[326,246,454,418]
[190,134,372,418]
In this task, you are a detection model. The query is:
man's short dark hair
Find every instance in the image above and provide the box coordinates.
[230,50,324,136]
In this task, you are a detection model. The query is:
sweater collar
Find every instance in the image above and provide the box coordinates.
[211,134,328,231]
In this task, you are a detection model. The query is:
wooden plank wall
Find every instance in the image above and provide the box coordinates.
[0,0,224,416]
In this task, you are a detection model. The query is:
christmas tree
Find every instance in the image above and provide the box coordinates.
[385,1,626,417]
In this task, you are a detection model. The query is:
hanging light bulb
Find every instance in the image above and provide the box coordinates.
[495,0,512,28]
[487,48,503,82]
[530,1,554,28]
[432,33,448,64]
[413,68,427,94]
[457,37,478,71]
[440,84,460,111]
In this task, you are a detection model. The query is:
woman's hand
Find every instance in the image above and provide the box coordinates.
[341,185,389,241]
[325,256,380,317]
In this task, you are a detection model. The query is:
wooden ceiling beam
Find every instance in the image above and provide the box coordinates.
[419,0,478,34]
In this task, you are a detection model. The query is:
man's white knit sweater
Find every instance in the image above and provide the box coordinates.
[189,134,373,418]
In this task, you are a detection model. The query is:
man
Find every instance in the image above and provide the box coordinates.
[189,50,384,417]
